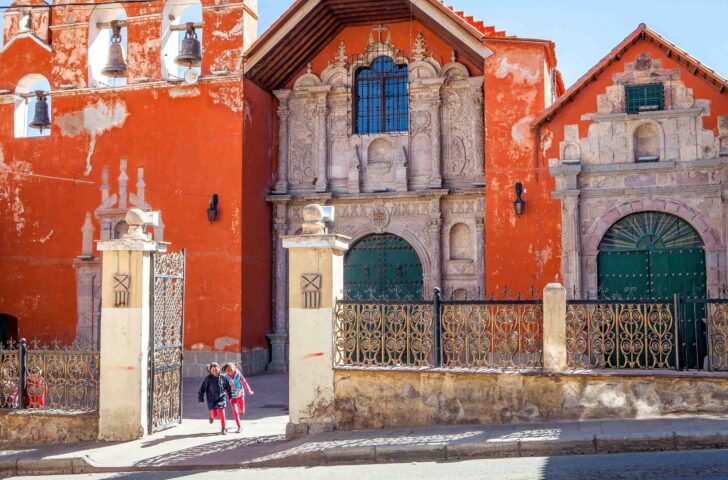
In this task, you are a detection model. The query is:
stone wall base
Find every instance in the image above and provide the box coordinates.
[334,369,728,431]
[183,348,269,378]
[0,411,98,445]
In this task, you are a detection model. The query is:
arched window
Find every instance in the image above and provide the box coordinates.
[88,4,127,88]
[14,74,50,138]
[355,56,408,135]
[161,0,202,80]
[634,123,660,162]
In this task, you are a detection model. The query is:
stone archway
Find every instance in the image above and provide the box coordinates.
[581,198,724,298]
[344,233,424,300]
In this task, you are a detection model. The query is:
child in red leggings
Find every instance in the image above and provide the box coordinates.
[198,363,233,434]
[223,363,253,433]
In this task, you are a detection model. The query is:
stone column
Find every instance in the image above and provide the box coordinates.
[313,88,330,193]
[561,192,582,299]
[430,88,442,188]
[282,205,349,439]
[428,199,443,298]
[97,209,164,441]
[475,217,485,299]
[268,211,289,373]
[543,283,567,373]
[273,90,291,193]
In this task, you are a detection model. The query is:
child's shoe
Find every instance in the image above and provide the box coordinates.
[221,428,227,435]
[236,427,242,433]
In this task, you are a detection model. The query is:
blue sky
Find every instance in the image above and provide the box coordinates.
[258,0,728,87]
[1,0,725,87]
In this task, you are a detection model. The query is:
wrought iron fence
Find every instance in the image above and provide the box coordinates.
[566,300,676,370]
[567,296,728,372]
[441,302,543,369]
[334,289,543,370]
[0,340,20,408]
[0,338,100,412]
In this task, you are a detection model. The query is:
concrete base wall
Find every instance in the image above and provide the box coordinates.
[183,348,269,378]
[334,369,728,430]
[0,411,98,445]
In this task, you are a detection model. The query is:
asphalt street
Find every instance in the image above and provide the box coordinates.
[7,448,728,480]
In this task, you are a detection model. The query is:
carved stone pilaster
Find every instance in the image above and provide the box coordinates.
[313,88,331,193]
[269,213,290,372]
[274,90,292,193]
[475,217,485,298]
[561,192,582,299]
[430,89,443,188]
[428,198,443,297]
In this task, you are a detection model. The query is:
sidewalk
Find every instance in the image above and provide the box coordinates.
[3,374,728,475]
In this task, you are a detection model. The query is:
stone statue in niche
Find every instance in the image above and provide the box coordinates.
[348,148,361,194]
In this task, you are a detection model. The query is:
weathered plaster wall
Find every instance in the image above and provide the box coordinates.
[0,412,98,445]
[334,369,728,430]
[483,40,561,295]
[0,0,271,360]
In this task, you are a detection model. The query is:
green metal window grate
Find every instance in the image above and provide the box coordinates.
[625,83,664,114]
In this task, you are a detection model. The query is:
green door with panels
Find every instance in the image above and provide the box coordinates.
[344,234,423,300]
[597,212,707,369]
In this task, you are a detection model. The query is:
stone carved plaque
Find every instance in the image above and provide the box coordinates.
[113,273,130,307]
[370,205,391,231]
[301,273,322,309]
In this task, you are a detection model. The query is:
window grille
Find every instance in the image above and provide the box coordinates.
[355,56,409,134]
[625,83,664,114]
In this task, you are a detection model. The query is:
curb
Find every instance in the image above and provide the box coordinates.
[4,432,728,475]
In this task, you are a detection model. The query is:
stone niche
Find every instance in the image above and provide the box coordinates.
[558,53,720,166]
[273,31,484,195]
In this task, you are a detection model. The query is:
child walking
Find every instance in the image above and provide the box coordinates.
[223,363,253,433]
[198,362,233,434]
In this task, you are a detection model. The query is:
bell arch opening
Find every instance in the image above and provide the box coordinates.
[161,0,203,80]
[88,3,127,88]
[14,74,50,138]
[344,233,423,300]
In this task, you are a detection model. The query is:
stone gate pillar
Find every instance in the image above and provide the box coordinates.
[282,204,349,439]
[97,209,164,441]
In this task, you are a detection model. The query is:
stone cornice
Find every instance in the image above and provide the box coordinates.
[581,106,707,123]
[551,158,726,177]
[0,74,242,103]
[578,183,721,199]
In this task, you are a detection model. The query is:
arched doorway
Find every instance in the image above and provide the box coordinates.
[344,233,423,300]
[0,314,19,345]
[598,211,707,369]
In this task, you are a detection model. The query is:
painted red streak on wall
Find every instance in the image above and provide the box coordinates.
[304,352,324,358]
[0,1,271,354]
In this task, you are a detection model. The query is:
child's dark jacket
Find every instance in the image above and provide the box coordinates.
[198,374,232,409]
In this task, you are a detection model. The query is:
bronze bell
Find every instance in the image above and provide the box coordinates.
[101,21,127,78]
[174,23,202,68]
[28,91,50,132]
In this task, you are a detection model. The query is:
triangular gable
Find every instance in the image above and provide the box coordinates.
[1,31,52,54]
[244,0,495,90]
[533,23,728,127]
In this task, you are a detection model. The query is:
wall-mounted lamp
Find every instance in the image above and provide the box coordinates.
[513,182,526,216]
[207,193,219,223]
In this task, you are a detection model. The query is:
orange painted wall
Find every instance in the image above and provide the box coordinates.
[540,38,728,162]
[0,1,272,353]
[283,19,483,91]
[483,40,561,296]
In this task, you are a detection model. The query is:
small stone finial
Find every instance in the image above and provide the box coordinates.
[306,62,313,75]
[413,33,426,61]
[80,212,94,258]
[451,50,457,64]
[118,159,129,209]
[335,40,347,65]
[302,204,326,235]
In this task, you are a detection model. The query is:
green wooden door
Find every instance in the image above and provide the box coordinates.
[597,212,707,369]
[344,234,423,300]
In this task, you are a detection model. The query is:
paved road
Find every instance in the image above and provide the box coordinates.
[9,449,728,480]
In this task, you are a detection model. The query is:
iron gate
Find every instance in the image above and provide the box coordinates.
[148,249,186,433]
